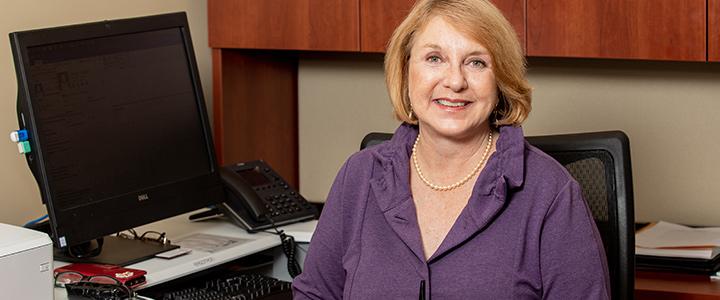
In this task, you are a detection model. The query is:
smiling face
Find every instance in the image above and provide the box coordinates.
[408,15,498,140]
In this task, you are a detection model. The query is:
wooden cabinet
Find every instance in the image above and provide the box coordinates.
[208,0,359,51]
[212,50,299,186]
[490,0,525,51]
[360,0,526,52]
[208,0,717,188]
[711,0,720,62]
[527,0,707,62]
[360,0,415,53]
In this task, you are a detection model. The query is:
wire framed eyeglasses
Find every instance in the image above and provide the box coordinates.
[116,229,170,245]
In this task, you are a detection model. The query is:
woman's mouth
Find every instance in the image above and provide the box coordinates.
[434,98,471,108]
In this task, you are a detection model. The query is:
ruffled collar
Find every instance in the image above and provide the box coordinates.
[367,123,527,262]
[370,123,526,211]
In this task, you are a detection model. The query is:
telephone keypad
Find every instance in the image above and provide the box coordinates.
[256,182,314,222]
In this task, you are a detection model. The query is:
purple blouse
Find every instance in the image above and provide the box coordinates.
[293,124,610,299]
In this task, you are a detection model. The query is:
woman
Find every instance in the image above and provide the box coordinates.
[293,0,610,299]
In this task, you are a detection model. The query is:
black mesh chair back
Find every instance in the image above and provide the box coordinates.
[360,132,393,150]
[360,131,635,299]
[527,131,634,300]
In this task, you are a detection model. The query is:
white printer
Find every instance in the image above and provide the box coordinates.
[0,223,53,300]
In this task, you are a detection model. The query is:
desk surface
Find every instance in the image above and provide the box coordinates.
[636,270,720,299]
[51,215,720,299]
[53,211,317,300]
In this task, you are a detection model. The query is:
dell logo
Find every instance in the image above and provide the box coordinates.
[137,194,149,201]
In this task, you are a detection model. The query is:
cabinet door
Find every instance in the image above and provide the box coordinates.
[711,0,720,62]
[360,0,526,53]
[527,0,706,61]
[490,0,526,50]
[360,0,415,53]
[209,0,359,51]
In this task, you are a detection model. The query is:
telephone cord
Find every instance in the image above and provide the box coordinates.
[266,215,302,278]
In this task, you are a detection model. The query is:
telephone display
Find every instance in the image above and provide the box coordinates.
[235,169,271,186]
[218,160,318,232]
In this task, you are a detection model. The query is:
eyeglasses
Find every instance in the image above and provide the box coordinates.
[64,281,133,300]
[55,271,134,299]
[55,270,123,287]
[117,229,170,244]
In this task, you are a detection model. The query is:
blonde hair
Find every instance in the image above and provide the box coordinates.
[384,0,531,126]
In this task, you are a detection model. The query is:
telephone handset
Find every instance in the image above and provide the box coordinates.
[218,160,318,232]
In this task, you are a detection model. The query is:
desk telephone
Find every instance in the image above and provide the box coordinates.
[215,160,318,232]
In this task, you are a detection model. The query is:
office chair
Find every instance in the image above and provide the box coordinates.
[527,131,634,300]
[360,131,634,300]
[360,132,394,150]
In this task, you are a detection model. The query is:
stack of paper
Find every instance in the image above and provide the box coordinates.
[636,221,720,259]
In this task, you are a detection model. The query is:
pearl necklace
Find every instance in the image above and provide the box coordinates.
[412,131,493,191]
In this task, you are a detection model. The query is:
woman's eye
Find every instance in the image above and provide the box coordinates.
[469,59,487,68]
[426,55,441,63]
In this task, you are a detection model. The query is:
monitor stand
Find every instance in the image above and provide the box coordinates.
[54,236,179,266]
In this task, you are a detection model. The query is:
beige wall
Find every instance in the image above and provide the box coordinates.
[299,57,720,226]
[0,1,211,225]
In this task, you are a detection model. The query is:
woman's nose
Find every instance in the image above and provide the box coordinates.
[443,64,467,92]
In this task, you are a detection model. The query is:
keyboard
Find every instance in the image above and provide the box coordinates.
[150,273,293,300]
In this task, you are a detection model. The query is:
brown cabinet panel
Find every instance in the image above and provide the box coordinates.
[711,0,720,62]
[212,49,299,187]
[360,0,415,53]
[490,0,526,51]
[208,0,359,51]
[360,0,526,53]
[527,0,706,61]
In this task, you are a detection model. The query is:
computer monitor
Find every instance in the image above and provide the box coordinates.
[9,12,224,265]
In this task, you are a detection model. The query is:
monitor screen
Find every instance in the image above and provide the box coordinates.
[10,12,224,262]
